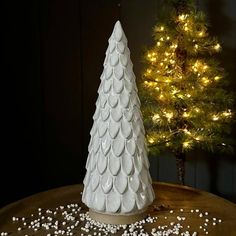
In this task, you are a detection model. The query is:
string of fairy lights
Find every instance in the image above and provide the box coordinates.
[140,10,233,152]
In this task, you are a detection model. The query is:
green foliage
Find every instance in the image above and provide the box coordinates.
[139,1,234,156]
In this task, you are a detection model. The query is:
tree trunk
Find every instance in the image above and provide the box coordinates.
[174,0,187,186]
[175,152,186,185]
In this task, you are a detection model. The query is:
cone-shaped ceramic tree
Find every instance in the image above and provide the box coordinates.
[82,21,155,224]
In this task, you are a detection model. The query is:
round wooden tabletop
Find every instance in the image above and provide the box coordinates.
[0,182,236,235]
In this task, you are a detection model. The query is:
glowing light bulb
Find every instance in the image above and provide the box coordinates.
[212,115,219,121]
[157,42,161,46]
[177,94,184,99]
[183,112,189,118]
[147,69,152,74]
[171,44,178,49]
[187,94,191,98]
[214,76,221,81]
[147,53,151,58]
[178,14,187,21]
[195,136,201,141]
[160,26,164,31]
[148,137,155,144]
[165,112,174,121]
[152,114,160,122]
[172,89,178,94]
[184,26,189,31]
[183,141,190,148]
[214,43,221,51]
[194,44,199,49]
[201,77,210,85]
[222,110,232,117]
[195,108,200,113]
[160,37,164,41]
[198,31,204,37]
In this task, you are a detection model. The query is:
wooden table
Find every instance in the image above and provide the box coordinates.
[0,182,236,235]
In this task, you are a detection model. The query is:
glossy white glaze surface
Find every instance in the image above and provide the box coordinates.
[82,21,155,215]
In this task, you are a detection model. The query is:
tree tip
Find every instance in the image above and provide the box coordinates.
[112,20,125,42]
[114,20,122,29]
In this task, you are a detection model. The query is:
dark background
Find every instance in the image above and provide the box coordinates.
[2,0,236,208]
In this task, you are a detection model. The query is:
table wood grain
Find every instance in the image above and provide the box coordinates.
[0,182,236,235]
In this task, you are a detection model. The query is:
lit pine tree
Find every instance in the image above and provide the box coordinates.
[139,0,234,184]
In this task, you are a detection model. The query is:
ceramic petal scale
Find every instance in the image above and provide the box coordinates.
[82,21,155,224]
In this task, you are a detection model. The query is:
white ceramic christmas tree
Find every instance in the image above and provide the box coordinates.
[82,21,155,224]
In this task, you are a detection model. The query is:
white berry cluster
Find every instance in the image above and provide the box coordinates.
[79,211,158,235]
[1,202,223,236]
[8,203,82,236]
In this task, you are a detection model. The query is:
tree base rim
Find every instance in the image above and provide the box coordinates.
[89,208,147,225]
